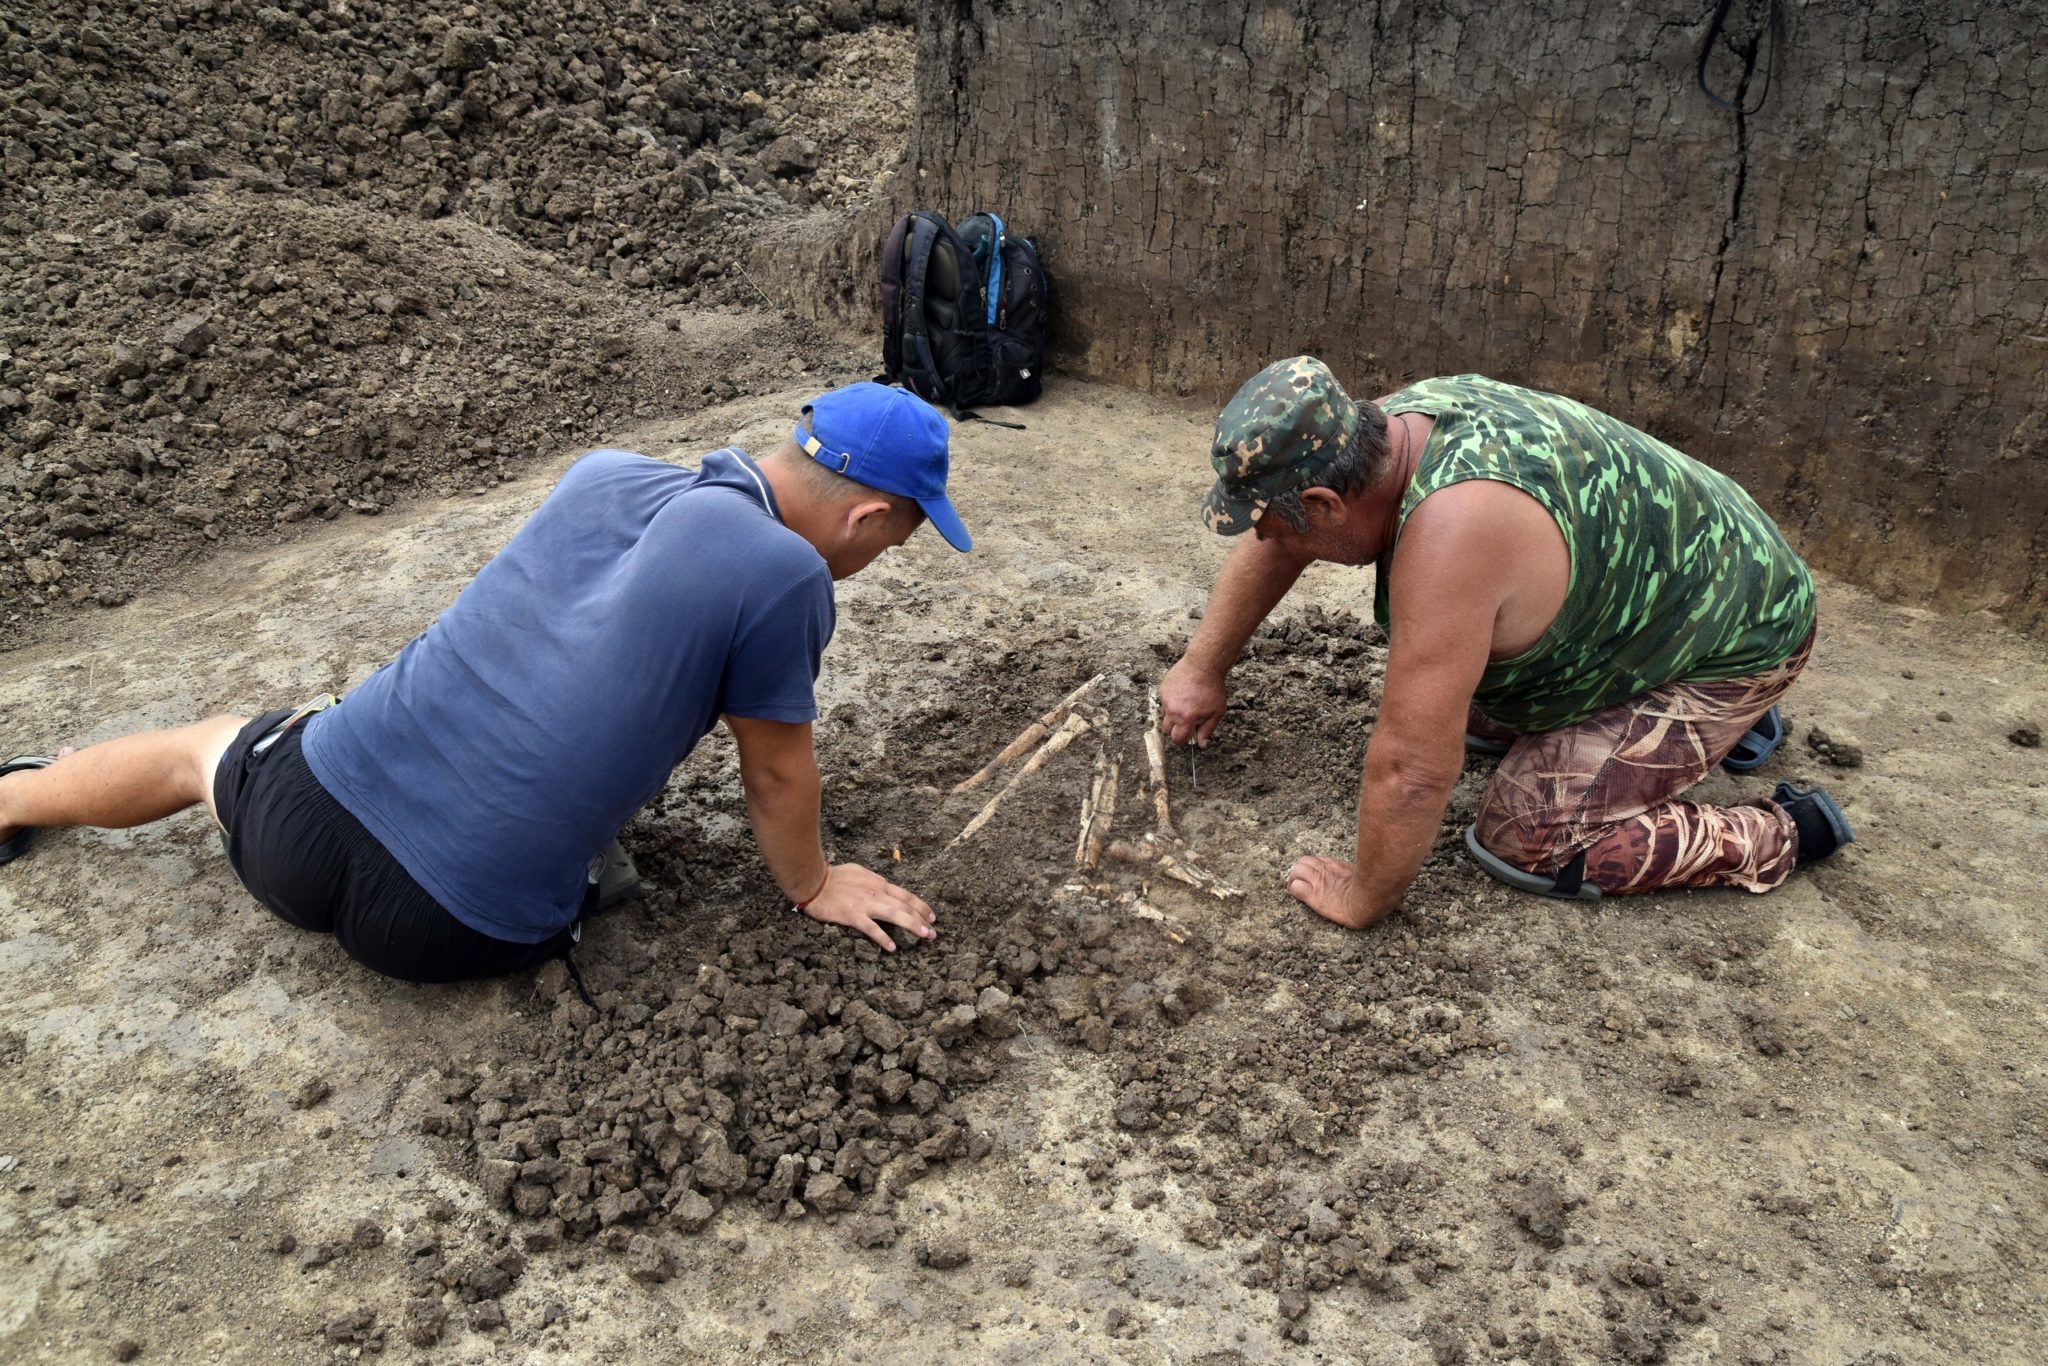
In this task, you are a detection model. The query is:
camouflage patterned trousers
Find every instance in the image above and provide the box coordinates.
[1471,630,1813,894]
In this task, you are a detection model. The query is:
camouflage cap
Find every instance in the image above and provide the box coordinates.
[1202,356,1361,535]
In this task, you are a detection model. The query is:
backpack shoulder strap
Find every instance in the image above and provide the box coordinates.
[877,213,913,381]
[900,212,954,403]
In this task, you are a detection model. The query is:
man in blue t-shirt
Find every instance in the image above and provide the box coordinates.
[1,382,971,983]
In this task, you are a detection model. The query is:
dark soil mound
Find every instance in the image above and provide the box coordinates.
[0,1,912,631]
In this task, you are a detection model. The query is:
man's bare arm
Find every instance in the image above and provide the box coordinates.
[1160,534,1312,745]
[725,714,936,951]
[1285,494,1508,927]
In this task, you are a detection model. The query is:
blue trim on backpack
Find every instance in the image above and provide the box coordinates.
[984,213,1005,327]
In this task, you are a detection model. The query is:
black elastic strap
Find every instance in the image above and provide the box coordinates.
[557,879,601,1009]
[953,408,1026,430]
[1550,850,1588,898]
[560,950,597,1009]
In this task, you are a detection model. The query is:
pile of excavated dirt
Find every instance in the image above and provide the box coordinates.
[418,604,1733,1359]
[432,606,1644,1346]
[2,1,909,269]
[442,649,1171,1259]
[0,1,912,627]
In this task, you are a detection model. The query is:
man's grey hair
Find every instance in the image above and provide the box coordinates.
[1258,402,1393,533]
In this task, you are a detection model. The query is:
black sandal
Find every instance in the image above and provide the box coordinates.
[1721,705,1785,772]
[1464,824,1602,901]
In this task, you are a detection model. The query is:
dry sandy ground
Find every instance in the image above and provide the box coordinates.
[2,366,2045,1364]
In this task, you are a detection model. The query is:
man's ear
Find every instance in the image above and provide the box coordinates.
[1302,487,1345,525]
[846,498,895,534]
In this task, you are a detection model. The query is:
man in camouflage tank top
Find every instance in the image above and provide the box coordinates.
[1159,356,1855,926]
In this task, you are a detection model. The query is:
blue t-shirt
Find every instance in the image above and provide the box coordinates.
[301,447,835,942]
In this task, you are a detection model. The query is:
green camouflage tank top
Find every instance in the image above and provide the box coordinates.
[1372,375,1814,732]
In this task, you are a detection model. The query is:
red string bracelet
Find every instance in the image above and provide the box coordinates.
[791,867,831,913]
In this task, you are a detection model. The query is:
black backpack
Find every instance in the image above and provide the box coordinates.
[879,209,1050,424]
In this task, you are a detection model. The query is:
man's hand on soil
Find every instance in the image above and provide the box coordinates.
[1284,855,1389,930]
[1158,660,1227,747]
[799,862,937,952]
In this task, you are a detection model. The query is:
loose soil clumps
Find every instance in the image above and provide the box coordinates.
[454,923,1023,1247]
[426,605,1717,1352]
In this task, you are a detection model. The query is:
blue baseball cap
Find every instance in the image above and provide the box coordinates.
[794,381,971,551]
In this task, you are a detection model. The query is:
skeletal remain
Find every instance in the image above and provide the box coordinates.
[1073,748,1105,866]
[951,672,1107,794]
[953,679,1239,898]
[1155,849,1243,899]
[1105,838,1152,866]
[1103,831,1242,898]
[1143,692,1179,840]
[1084,753,1121,869]
[1073,749,1125,869]
[950,711,1093,847]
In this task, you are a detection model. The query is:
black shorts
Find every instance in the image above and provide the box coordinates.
[213,709,575,983]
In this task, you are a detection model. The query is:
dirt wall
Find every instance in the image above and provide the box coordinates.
[767,0,2048,636]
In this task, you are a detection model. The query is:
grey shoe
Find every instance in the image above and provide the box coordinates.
[587,838,647,913]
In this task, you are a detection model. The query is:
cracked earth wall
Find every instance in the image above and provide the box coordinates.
[767,0,2048,636]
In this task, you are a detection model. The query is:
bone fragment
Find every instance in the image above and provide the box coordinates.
[953,721,1047,794]
[1073,749,1106,866]
[1105,838,1154,866]
[1143,693,1179,840]
[1083,753,1122,869]
[1155,850,1243,899]
[950,712,1093,847]
[951,673,1108,794]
